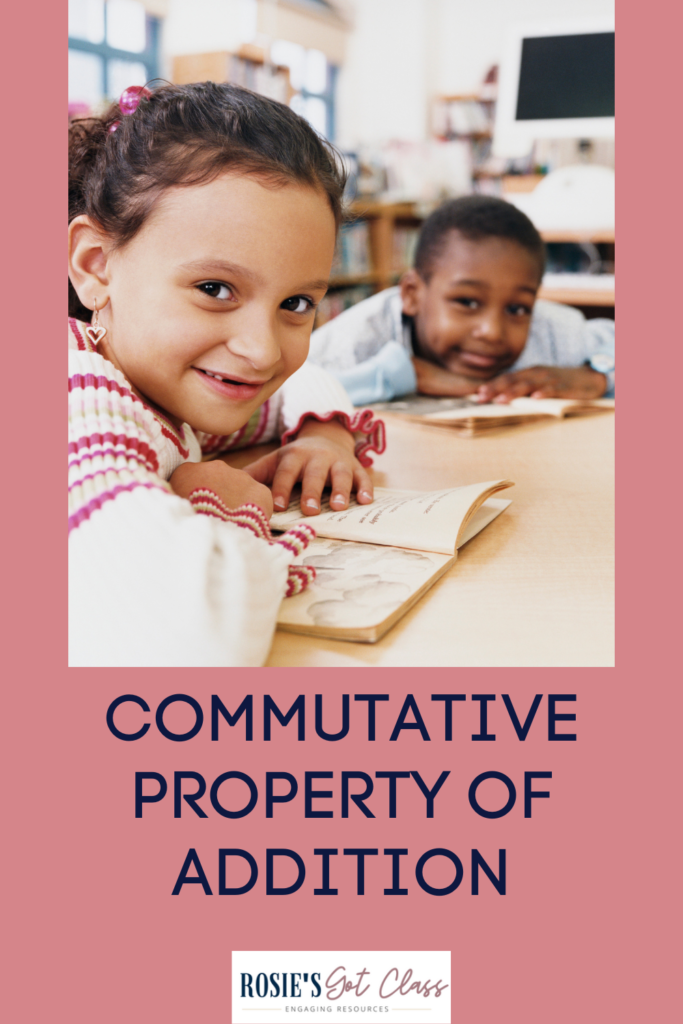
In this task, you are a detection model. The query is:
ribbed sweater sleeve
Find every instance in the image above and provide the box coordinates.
[68,346,298,667]
[276,362,386,466]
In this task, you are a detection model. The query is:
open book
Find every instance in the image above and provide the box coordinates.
[270,480,513,642]
[370,394,615,437]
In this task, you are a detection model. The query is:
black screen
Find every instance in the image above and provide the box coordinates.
[516,33,615,121]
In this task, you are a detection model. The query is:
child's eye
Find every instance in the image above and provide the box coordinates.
[197,281,234,301]
[507,303,533,317]
[453,297,480,309]
[280,295,314,314]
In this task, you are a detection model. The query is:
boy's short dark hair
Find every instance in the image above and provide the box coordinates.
[414,194,546,281]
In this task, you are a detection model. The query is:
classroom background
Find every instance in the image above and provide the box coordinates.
[68,0,615,328]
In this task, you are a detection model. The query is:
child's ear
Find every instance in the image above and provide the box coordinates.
[68,216,112,314]
[400,269,423,317]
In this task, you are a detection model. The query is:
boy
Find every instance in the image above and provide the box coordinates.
[308,195,614,404]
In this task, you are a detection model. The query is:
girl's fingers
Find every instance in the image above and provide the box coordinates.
[354,466,374,504]
[270,452,306,511]
[300,457,334,515]
[247,448,373,517]
[328,463,355,510]
[242,450,278,484]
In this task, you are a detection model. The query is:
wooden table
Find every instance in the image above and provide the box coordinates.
[227,413,614,667]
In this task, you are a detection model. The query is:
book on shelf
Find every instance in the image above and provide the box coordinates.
[314,284,373,328]
[331,221,371,277]
[173,52,290,105]
[432,97,492,139]
[271,481,513,642]
[228,54,290,104]
[368,394,615,437]
[392,225,420,274]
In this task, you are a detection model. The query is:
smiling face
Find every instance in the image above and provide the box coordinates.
[96,173,336,433]
[401,230,542,380]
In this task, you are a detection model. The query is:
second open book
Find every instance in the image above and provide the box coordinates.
[270,480,513,642]
[369,394,615,437]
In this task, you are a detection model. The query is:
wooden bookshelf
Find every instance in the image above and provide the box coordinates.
[538,286,614,307]
[315,201,421,326]
[344,200,422,292]
[172,46,293,104]
[432,94,494,140]
[348,201,418,218]
[328,272,381,288]
[501,174,546,193]
[540,229,615,244]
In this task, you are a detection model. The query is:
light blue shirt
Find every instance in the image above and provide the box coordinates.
[309,287,615,404]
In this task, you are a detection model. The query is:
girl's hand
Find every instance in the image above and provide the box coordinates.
[170,460,274,518]
[475,365,608,404]
[243,418,374,516]
[412,357,480,396]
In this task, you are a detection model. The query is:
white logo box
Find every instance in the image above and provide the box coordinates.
[232,951,451,1024]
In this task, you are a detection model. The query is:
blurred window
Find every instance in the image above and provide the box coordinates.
[271,40,337,140]
[69,0,105,43]
[69,49,104,108]
[108,59,150,98]
[106,0,147,53]
[305,48,328,95]
[283,0,336,12]
[68,0,159,110]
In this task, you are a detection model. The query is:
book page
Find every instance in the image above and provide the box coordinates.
[370,393,613,422]
[270,482,513,555]
[457,497,511,547]
[370,395,484,417]
[427,396,572,420]
[370,393,566,420]
[277,538,453,636]
[276,497,511,639]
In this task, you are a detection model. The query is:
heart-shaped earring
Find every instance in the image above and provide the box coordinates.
[85,298,107,347]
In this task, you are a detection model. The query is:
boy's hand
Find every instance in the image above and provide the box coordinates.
[243,418,374,516]
[170,460,274,518]
[475,365,608,404]
[412,357,481,397]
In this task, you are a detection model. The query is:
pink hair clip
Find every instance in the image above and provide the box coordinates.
[120,84,152,114]
[109,85,152,132]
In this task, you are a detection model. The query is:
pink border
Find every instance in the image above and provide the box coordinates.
[3,3,681,1022]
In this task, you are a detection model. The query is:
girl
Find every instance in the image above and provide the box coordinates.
[69,82,385,667]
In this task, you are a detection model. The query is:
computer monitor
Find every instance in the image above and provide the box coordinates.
[493,18,615,158]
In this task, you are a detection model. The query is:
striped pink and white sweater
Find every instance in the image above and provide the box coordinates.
[68,318,385,666]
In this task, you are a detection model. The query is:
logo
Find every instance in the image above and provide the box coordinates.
[232,951,451,1023]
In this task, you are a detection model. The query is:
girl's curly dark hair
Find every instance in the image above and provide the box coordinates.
[69,81,347,320]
